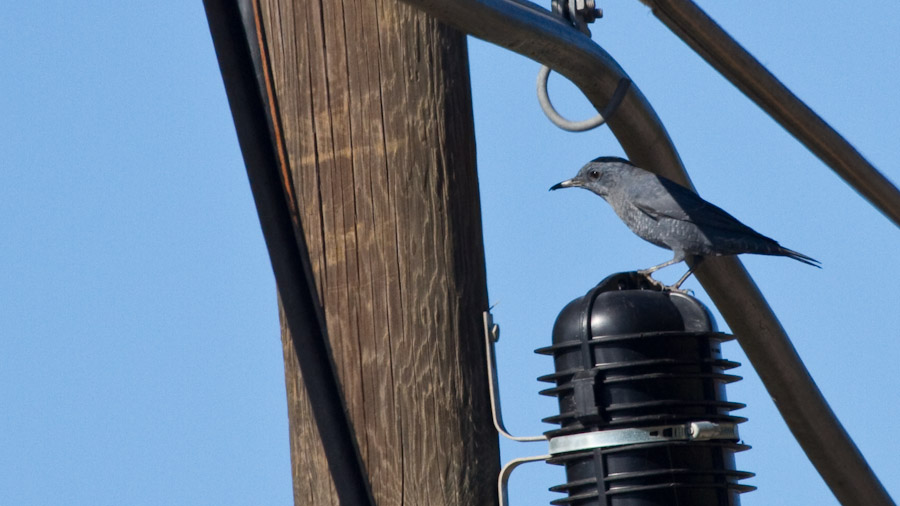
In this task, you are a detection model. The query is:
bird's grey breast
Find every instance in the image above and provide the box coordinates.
[611,198,716,254]
[612,200,675,250]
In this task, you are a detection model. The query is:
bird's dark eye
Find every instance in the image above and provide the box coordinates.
[588,169,600,180]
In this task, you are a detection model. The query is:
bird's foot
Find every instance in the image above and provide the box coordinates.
[635,270,693,294]
[668,285,694,296]
[635,270,667,291]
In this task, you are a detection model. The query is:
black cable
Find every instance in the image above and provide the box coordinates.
[202,2,376,505]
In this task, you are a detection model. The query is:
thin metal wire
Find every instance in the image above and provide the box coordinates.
[499,454,551,506]
[483,311,547,442]
[536,65,631,131]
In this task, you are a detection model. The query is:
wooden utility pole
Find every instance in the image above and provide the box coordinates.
[256,0,499,504]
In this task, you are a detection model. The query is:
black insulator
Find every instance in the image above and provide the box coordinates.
[536,272,754,506]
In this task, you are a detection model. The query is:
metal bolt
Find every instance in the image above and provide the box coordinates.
[575,0,602,22]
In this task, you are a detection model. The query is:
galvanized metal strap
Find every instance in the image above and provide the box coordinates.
[549,421,739,454]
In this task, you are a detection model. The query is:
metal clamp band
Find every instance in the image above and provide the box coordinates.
[548,421,739,455]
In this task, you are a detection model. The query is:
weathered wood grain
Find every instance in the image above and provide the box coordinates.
[260,0,499,503]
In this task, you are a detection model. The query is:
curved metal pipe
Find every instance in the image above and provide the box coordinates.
[639,0,900,229]
[399,1,894,505]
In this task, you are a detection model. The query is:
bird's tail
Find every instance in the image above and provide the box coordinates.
[779,247,821,268]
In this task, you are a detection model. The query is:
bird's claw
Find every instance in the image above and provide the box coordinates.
[635,270,667,291]
[636,270,693,294]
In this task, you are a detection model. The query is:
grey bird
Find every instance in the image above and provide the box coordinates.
[550,156,820,288]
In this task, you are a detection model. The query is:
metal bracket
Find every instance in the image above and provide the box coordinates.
[551,0,601,36]
[484,310,546,443]
[498,454,551,506]
[549,421,740,455]
[484,310,548,506]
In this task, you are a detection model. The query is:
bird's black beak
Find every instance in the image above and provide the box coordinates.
[550,179,577,191]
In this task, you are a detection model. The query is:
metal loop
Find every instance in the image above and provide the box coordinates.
[536,65,631,132]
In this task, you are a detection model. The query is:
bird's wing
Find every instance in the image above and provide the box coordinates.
[628,176,765,237]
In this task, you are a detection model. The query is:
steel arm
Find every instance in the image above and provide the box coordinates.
[399,1,894,504]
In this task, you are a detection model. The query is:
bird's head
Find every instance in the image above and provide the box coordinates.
[550,156,632,197]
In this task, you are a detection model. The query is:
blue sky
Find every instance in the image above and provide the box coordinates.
[2,1,898,505]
